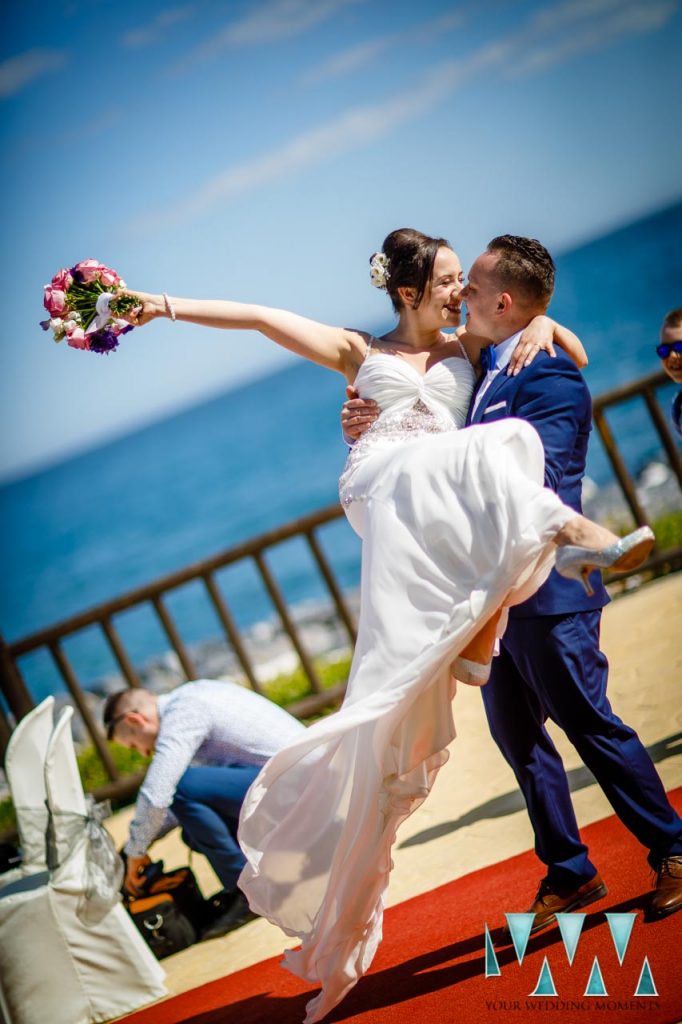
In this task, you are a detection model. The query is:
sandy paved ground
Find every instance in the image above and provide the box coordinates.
[106,572,682,1000]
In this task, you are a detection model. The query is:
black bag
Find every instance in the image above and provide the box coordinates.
[126,863,210,959]
[128,891,197,958]
[0,842,22,876]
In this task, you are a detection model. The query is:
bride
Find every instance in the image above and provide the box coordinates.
[124,228,653,1022]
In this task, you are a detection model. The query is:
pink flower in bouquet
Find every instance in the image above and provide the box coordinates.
[73,258,106,283]
[44,286,66,316]
[99,266,121,288]
[51,267,73,292]
[66,326,89,350]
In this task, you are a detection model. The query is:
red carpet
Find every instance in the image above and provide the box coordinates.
[123,789,682,1024]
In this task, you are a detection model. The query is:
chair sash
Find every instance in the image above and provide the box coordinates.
[47,796,124,924]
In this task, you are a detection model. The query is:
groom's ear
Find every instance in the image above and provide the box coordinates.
[497,292,513,314]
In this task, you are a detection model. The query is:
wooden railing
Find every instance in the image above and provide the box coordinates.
[1,370,681,807]
[0,503,355,802]
[592,370,682,525]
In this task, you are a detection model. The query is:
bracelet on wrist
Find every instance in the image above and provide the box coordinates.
[162,292,176,322]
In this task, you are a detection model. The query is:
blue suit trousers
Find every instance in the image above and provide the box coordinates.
[171,764,261,893]
[482,609,682,886]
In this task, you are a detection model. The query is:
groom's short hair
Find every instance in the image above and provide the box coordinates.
[486,235,555,310]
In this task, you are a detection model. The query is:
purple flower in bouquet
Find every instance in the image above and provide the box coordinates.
[88,327,121,354]
[40,259,140,354]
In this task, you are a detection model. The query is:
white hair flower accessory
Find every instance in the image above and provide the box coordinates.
[369,252,390,291]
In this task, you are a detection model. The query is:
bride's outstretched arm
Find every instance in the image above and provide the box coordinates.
[458,317,588,374]
[122,291,365,377]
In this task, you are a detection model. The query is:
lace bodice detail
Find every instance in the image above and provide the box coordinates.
[340,352,476,501]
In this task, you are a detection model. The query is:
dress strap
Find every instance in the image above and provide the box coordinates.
[364,335,375,361]
[457,336,471,365]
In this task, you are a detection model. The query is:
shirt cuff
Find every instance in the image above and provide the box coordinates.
[125,796,167,858]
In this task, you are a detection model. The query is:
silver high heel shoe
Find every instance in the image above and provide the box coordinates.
[555,525,655,596]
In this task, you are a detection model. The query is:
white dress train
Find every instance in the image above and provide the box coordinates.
[238,351,575,1022]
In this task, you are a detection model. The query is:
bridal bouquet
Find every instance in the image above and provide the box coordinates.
[41,259,140,354]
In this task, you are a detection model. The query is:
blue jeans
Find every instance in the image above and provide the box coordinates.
[171,764,261,892]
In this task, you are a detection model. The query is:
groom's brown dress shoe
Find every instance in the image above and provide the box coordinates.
[649,855,682,919]
[500,872,608,942]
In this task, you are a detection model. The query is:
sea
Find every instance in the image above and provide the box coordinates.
[1,202,681,705]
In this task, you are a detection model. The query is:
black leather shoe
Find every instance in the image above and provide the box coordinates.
[200,890,257,941]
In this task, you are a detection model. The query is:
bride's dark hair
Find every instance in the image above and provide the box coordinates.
[381,228,450,314]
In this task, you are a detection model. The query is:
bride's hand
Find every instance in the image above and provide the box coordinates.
[508,315,556,375]
[116,290,165,327]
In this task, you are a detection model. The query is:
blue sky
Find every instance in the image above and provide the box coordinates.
[2,0,681,481]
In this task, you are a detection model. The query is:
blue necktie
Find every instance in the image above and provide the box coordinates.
[480,345,497,374]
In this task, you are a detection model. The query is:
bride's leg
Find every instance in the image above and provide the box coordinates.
[553,515,619,549]
[455,514,636,675]
[452,609,504,687]
[552,516,655,595]
[459,610,503,665]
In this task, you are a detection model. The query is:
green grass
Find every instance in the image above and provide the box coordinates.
[0,799,16,835]
[77,743,151,794]
[652,509,682,550]
[261,652,352,707]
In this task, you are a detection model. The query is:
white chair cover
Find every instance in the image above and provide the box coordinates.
[1,697,54,885]
[0,706,166,1024]
[44,706,88,892]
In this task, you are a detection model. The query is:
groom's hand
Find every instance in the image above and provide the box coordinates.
[341,387,379,441]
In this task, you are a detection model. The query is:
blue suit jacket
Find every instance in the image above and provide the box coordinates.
[466,349,609,618]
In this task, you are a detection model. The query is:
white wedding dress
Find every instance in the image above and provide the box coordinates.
[238,348,575,1022]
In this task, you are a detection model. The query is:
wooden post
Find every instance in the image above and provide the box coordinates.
[48,641,120,781]
[253,551,323,694]
[0,635,34,722]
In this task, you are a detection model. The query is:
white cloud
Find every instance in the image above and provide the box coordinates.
[511,0,678,76]
[527,0,677,37]
[219,0,366,45]
[299,10,466,85]
[121,5,197,49]
[133,41,511,231]
[300,36,396,84]
[413,10,467,44]
[172,0,367,69]
[0,49,69,99]
[134,0,678,230]
[165,0,366,74]
[530,0,632,32]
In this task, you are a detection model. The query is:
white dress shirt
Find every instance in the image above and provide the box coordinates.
[125,679,305,857]
[471,329,524,418]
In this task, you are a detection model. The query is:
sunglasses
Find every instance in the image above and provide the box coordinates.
[656,340,682,359]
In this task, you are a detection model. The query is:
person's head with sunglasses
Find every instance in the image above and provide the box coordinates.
[657,307,682,385]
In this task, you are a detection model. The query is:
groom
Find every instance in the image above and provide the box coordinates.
[342,234,682,929]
